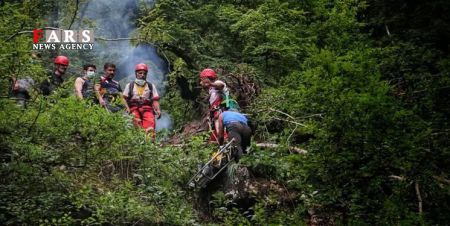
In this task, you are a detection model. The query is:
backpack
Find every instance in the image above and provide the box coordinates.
[220,86,239,111]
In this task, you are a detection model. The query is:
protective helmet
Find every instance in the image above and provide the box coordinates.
[200,68,216,79]
[135,63,149,72]
[54,55,69,66]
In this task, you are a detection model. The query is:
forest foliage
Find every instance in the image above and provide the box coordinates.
[1,0,449,225]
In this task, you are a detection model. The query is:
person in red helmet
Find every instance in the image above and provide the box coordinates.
[199,68,229,143]
[40,55,70,95]
[123,63,161,140]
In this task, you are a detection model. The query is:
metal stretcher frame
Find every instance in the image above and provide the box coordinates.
[188,138,235,189]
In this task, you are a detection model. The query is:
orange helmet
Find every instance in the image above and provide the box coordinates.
[200,68,216,79]
[135,63,149,72]
[54,55,69,66]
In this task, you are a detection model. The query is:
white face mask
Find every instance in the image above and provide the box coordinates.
[135,78,146,86]
[86,71,96,78]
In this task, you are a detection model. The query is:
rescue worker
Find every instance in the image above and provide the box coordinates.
[122,63,161,139]
[217,110,252,162]
[74,64,97,100]
[95,63,125,113]
[40,55,69,95]
[11,76,34,107]
[199,68,229,142]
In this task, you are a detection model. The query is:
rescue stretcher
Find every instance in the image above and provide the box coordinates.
[188,138,235,189]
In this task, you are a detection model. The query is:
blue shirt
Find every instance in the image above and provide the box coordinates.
[222,111,248,126]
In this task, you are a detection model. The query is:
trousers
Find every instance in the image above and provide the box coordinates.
[226,122,252,162]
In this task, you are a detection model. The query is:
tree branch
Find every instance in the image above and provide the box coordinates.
[287,124,298,148]
[415,181,423,214]
[268,107,296,120]
[27,98,44,136]
[95,37,140,41]
[256,143,307,154]
[433,175,450,184]
[68,0,80,30]
[389,175,405,181]
[6,27,63,41]
[154,45,171,73]
[298,113,325,119]
[6,27,142,42]
[385,24,391,36]
[273,117,306,127]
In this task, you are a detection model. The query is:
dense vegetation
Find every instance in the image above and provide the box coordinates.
[1,0,449,225]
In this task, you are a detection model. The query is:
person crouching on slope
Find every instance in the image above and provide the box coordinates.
[123,63,161,140]
[217,110,252,162]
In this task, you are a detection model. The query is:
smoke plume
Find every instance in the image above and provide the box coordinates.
[77,0,172,131]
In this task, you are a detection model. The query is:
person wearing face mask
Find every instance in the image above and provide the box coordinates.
[123,63,161,139]
[74,64,97,100]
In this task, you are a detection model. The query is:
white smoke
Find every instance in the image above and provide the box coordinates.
[77,0,172,130]
[156,111,172,132]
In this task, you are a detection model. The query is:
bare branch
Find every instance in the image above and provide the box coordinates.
[155,45,171,73]
[298,113,325,119]
[6,27,143,42]
[433,175,450,184]
[415,181,423,214]
[68,0,80,30]
[274,117,306,127]
[287,124,298,150]
[256,143,307,154]
[389,175,406,181]
[132,218,144,226]
[268,107,296,120]
[6,27,64,41]
[27,98,45,136]
[95,37,140,41]
[6,31,32,41]
[385,24,391,36]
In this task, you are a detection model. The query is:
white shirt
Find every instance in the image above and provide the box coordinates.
[208,80,228,105]
[123,82,160,101]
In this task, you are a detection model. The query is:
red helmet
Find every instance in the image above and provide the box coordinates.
[54,55,69,66]
[200,68,216,79]
[135,63,149,72]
